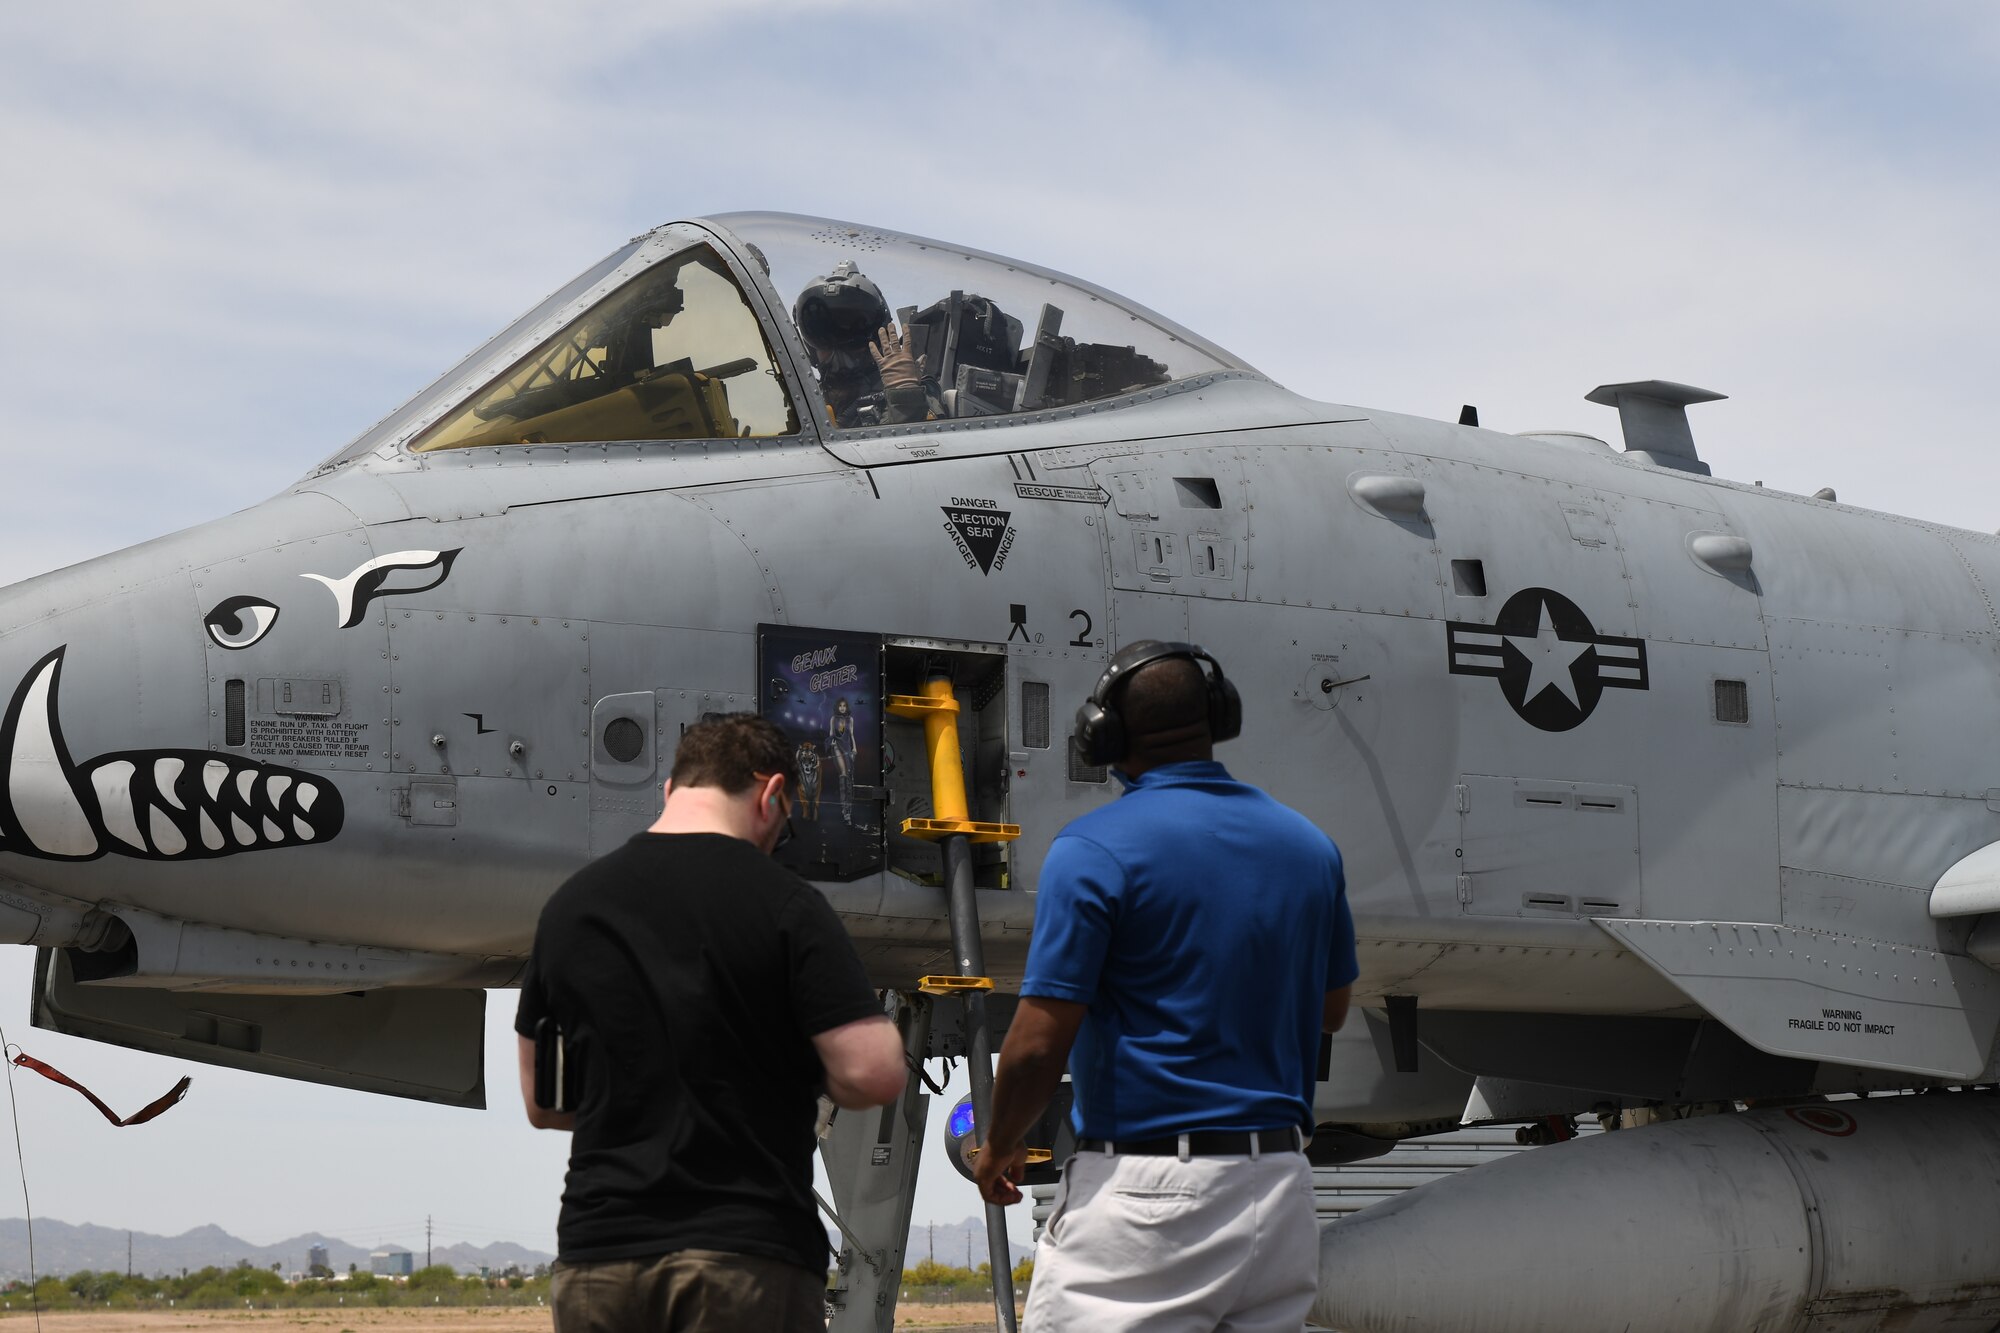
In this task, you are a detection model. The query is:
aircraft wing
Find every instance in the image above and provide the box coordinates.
[1595,917,2000,1081]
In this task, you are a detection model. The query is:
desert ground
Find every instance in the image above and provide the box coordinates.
[0,1305,1012,1331]
[0,1314,551,1333]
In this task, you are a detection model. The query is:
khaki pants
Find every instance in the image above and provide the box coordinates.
[1023,1148,1318,1332]
[551,1248,824,1333]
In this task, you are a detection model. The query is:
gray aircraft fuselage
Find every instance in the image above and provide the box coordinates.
[2,212,1996,1125]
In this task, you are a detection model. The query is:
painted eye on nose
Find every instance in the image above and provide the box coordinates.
[203,596,281,650]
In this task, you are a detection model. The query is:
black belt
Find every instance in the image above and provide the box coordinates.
[1077,1128,1302,1157]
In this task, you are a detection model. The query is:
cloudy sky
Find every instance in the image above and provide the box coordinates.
[1,0,1997,1258]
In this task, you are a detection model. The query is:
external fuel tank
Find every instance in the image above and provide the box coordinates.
[1313,1093,2000,1333]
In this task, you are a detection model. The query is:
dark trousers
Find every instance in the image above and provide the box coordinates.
[552,1249,824,1332]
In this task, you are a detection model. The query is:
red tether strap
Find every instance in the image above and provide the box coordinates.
[11,1053,189,1127]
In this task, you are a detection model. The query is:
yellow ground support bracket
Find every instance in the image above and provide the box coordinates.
[888,682,1021,844]
[901,817,1021,844]
[918,975,994,995]
[963,1146,1056,1163]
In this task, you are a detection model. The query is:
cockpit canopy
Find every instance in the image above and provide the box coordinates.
[721,212,1242,432]
[413,242,797,451]
[338,213,1249,459]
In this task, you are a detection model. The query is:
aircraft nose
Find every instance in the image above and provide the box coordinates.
[0,553,194,863]
[0,544,345,867]
[0,576,117,942]
[0,645,101,859]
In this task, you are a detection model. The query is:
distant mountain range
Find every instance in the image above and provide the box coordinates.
[0,1219,549,1280]
[0,1214,1028,1280]
[898,1217,1034,1269]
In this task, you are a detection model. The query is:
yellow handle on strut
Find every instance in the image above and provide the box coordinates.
[918,975,994,995]
[887,678,1020,844]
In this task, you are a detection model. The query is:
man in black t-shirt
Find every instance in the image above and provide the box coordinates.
[516,713,904,1332]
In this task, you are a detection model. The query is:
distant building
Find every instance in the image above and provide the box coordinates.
[370,1247,413,1277]
[307,1245,330,1277]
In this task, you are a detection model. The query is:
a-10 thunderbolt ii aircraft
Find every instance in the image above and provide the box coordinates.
[4,211,2000,1333]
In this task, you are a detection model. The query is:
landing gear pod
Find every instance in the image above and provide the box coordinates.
[1313,1092,2000,1333]
[942,1093,981,1181]
[941,1088,1073,1188]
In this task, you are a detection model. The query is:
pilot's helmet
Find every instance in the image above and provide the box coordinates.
[794,261,889,358]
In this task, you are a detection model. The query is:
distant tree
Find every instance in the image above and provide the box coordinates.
[409,1265,460,1293]
[187,1280,234,1308]
[1012,1257,1034,1286]
[903,1258,965,1286]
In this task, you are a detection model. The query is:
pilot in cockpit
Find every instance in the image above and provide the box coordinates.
[792,262,940,428]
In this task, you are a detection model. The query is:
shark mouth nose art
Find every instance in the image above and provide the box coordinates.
[0,648,344,862]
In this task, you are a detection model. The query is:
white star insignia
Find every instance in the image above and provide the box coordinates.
[1508,601,1594,708]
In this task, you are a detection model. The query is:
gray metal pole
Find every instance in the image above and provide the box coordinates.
[942,831,1018,1333]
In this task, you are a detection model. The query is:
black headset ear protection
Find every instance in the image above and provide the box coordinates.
[1072,639,1242,768]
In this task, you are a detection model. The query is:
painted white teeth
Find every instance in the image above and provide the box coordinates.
[91,761,144,850]
[154,758,185,810]
[3,648,338,863]
[149,807,186,857]
[9,656,99,858]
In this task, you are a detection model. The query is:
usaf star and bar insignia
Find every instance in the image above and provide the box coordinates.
[1446,587,1649,732]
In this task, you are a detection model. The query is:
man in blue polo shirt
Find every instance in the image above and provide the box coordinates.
[974,641,1357,1332]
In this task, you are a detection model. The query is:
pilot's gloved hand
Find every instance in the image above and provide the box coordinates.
[869,323,925,391]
